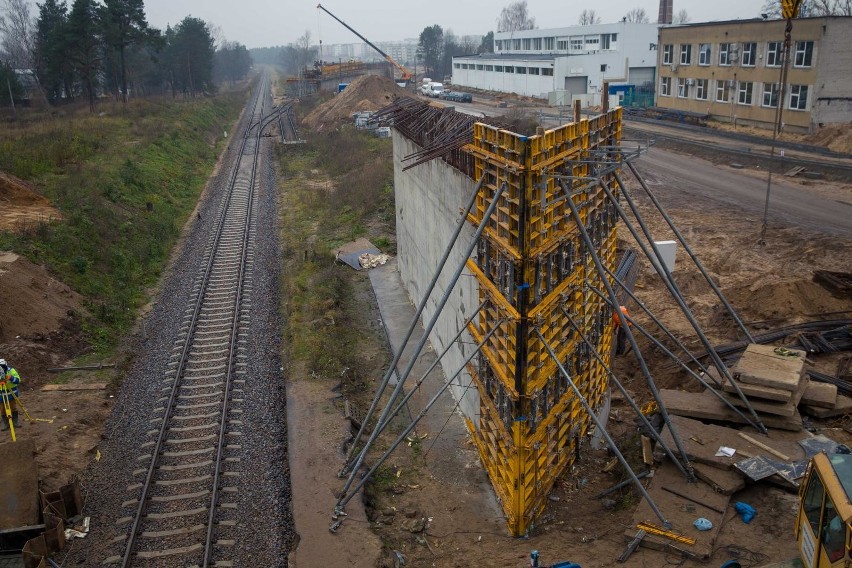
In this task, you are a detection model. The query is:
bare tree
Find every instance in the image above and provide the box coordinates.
[497,1,536,32]
[578,9,601,25]
[624,7,650,22]
[206,21,225,50]
[672,9,691,23]
[0,0,35,68]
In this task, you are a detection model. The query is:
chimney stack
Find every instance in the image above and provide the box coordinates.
[658,0,673,24]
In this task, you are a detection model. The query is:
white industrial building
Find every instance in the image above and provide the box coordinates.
[452,22,659,104]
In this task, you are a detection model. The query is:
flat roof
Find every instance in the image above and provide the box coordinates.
[662,15,852,29]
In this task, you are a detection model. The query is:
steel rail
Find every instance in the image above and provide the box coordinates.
[120,74,269,567]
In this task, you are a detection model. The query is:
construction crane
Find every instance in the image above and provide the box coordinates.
[316,3,412,85]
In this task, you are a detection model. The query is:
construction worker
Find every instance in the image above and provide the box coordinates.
[613,305,633,356]
[0,358,21,431]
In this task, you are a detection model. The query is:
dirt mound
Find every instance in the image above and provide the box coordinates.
[805,124,852,154]
[0,171,50,206]
[302,74,407,130]
[727,278,851,322]
[0,251,84,344]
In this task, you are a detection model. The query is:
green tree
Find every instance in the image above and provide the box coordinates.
[214,41,251,85]
[34,0,71,102]
[67,0,101,111]
[102,0,150,101]
[0,59,24,106]
[479,31,494,54]
[418,24,443,77]
[166,16,215,96]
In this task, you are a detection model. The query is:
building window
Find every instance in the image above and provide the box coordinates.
[696,78,708,100]
[495,40,503,51]
[719,43,731,66]
[663,44,673,64]
[476,64,484,70]
[542,68,553,76]
[516,66,527,74]
[454,63,460,69]
[585,35,600,49]
[677,78,688,98]
[533,38,542,50]
[741,42,757,66]
[523,38,531,50]
[571,37,583,51]
[716,80,730,102]
[504,66,514,73]
[737,81,753,105]
[698,43,711,65]
[660,76,671,96]
[495,65,503,72]
[557,39,569,50]
[544,37,555,50]
[485,65,493,71]
[766,42,783,67]
[460,64,468,69]
[762,83,779,107]
[680,44,692,65]
[529,67,540,75]
[789,84,809,110]
[794,41,814,67]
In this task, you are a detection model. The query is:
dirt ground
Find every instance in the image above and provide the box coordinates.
[302,74,408,130]
[0,171,61,233]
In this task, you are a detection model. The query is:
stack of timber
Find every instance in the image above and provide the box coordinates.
[660,344,852,430]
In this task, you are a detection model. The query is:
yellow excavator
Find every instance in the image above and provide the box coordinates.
[795,452,852,568]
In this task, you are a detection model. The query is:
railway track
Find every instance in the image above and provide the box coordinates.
[106,72,273,567]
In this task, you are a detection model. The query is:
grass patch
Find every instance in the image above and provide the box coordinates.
[0,94,247,352]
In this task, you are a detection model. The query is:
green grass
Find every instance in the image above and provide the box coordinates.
[0,94,247,352]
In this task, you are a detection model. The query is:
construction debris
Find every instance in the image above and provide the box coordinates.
[302,74,407,130]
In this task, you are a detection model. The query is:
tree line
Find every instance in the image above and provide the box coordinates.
[0,0,252,110]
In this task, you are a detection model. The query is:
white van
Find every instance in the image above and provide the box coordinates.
[426,82,444,98]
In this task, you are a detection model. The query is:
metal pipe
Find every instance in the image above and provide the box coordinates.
[336,182,506,508]
[342,175,486,470]
[625,160,754,343]
[564,181,695,478]
[607,173,766,434]
[537,330,671,528]
[585,285,763,431]
[562,309,689,479]
[378,300,488,433]
[335,321,501,516]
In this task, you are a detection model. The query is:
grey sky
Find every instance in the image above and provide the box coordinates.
[142,0,765,49]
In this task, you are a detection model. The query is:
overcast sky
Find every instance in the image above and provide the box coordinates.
[141,0,765,49]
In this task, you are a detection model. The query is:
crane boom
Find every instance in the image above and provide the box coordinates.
[316,3,412,82]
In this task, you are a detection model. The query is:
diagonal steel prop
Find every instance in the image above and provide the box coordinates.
[332,320,503,527]
[585,284,763,432]
[563,179,695,478]
[606,173,766,434]
[342,174,486,471]
[561,308,689,479]
[536,329,671,528]
[336,182,507,504]
[625,160,755,343]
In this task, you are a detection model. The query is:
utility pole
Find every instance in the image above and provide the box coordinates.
[7,78,15,115]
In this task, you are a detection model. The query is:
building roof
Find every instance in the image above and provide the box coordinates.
[662,15,852,29]
[453,53,558,62]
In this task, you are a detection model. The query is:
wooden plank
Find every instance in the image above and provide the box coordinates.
[737,432,791,461]
[784,166,805,177]
[618,530,646,563]
[660,389,804,431]
[42,383,108,392]
[801,381,838,409]
[642,436,653,466]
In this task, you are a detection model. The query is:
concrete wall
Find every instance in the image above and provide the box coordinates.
[813,17,852,127]
[392,131,480,423]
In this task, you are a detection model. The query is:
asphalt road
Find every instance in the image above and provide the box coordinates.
[631,147,852,237]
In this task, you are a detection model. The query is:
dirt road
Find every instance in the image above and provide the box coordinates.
[633,147,852,236]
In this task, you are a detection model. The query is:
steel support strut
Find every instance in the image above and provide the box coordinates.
[606,173,766,434]
[342,175,486,472]
[537,330,671,528]
[563,180,695,479]
[335,182,507,509]
[625,160,754,343]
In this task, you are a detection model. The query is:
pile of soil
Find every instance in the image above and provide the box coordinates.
[727,278,852,322]
[805,124,852,154]
[0,170,60,232]
[301,74,407,130]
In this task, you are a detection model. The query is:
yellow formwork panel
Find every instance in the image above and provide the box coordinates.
[465,109,622,536]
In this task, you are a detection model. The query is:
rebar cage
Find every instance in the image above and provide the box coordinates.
[464,108,623,536]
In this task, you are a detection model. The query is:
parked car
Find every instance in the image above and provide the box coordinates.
[440,91,472,103]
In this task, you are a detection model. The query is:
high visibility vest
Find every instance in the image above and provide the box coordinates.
[0,368,20,397]
[613,306,632,328]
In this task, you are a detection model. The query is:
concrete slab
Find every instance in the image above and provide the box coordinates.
[692,462,745,495]
[734,344,806,392]
[625,460,730,561]
[0,439,39,529]
[710,367,792,403]
[660,389,804,431]
[802,394,852,419]
[722,373,807,417]
[801,381,838,409]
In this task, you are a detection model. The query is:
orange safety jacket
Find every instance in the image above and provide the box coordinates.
[612,306,632,328]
